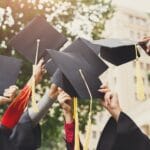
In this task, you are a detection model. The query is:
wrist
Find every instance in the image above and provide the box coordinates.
[111,108,122,121]
[63,110,73,124]
[27,76,38,87]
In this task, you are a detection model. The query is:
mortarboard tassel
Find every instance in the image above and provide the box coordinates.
[31,39,40,112]
[83,112,92,150]
[74,97,80,150]
[135,45,145,101]
[79,69,93,150]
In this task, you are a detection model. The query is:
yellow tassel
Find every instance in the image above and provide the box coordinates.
[74,97,80,150]
[83,112,92,150]
[32,65,39,112]
[135,45,145,101]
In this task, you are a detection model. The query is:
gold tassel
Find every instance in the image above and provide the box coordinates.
[83,112,92,150]
[74,97,80,150]
[135,45,145,101]
[31,39,40,112]
[79,69,93,150]
[32,65,39,112]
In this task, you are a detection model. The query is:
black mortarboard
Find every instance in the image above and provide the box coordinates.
[9,16,67,63]
[52,69,78,97]
[46,38,100,76]
[0,55,22,95]
[94,38,140,65]
[80,38,100,55]
[45,59,58,77]
[47,38,108,99]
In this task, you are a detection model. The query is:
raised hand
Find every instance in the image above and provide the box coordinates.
[57,89,73,123]
[98,84,122,121]
[0,85,19,105]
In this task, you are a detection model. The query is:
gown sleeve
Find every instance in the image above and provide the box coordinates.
[65,121,75,150]
[64,121,83,150]
[96,112,150,150]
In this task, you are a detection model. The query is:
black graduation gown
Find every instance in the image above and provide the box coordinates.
[97,112,150,150]
[10,111,41,150]
[0,125,15,150]
[0,111,41,150]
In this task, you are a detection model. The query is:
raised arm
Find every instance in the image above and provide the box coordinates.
[1,59,45,129]
[97,84,150,150]
[28,83,59,125]
[57,90,75,150]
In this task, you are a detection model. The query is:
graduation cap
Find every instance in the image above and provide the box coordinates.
[0,55,22,95]
[94,38,140,65]
[46,38,100,76]
[45,59,58,77]
[80,38,100,55]
[47,38,108,99]
[8,15,67,63]
[52,69,78,97]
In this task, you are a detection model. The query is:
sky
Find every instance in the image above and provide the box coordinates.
[113,0,150,13]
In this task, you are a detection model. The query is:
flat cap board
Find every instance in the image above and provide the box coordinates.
[9,16,67,63]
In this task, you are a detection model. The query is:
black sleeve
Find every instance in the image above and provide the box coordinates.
[114,112,150,150]
[0,126,14,150]
[9,111,41,150]
[96,117,117,150]
[97,112,150,150]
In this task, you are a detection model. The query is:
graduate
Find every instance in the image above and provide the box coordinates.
[8,82,59,150]
[0,58,45,150]
[57,84,150,150]
[3,15,68,150]
[97,84,150,150]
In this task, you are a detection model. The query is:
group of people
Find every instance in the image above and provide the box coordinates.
[0,37,149,150]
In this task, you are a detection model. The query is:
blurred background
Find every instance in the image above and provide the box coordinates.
[0,0,149,149]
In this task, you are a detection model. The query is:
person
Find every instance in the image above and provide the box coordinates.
[0,57,61,150]
[0,59,46,150]
[8,83,59,150]
[58,85,150,150]
[139,37,150,56]
[57,89,75,150]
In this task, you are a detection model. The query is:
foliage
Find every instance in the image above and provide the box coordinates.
[0,0,114,149]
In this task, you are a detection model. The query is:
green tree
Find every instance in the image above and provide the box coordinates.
[0,0,114,149]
